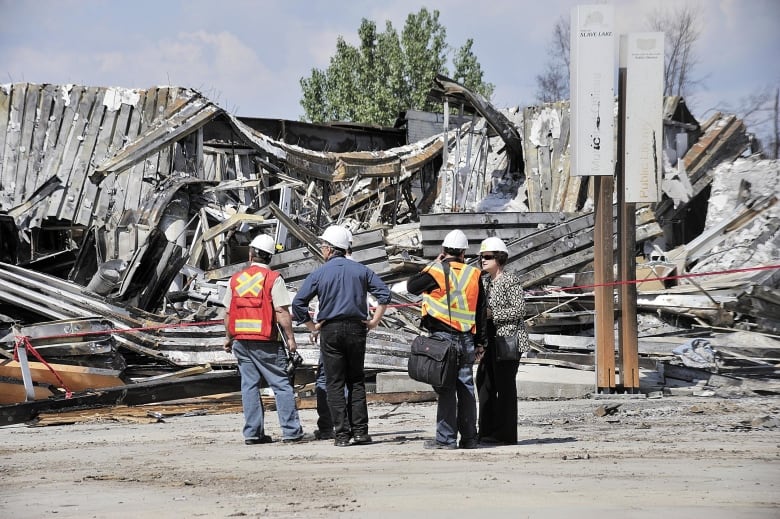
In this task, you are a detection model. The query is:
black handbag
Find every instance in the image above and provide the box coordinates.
[407,335,459,389]
[494,334,521,362]
[407,261,460,389]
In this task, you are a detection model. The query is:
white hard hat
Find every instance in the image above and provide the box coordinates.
[249,234,277,255]
[318,225,351,250]
[479,236,509,254]
[442,229,469,250]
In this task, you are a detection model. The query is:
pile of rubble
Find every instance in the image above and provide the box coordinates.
[0,79,777,422]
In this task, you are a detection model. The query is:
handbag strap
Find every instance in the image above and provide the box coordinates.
[441,262,459,357]
[442,261,453,330]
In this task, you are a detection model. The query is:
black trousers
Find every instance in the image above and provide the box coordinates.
[476,336,519,444]
[320,319,368,439]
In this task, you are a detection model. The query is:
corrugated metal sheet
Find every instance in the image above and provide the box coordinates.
[0,83,200,228]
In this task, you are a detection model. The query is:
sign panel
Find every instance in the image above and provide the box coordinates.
[621,33,664,203]
[570,4,615,177]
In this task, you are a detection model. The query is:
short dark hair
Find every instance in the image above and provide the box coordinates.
[443,247,465,257]
[251,247,272,264]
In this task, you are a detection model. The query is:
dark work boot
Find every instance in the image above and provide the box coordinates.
[352,432,372,445]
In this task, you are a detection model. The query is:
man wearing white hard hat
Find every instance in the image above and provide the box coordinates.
[407,229,487,450]
[223,234,309,445]
[312,227,358,440]
[292,225,391,447]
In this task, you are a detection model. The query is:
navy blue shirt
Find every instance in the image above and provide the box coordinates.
[292,256,391,324]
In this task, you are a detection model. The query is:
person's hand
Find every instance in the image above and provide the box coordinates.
[223,338,233,353]
[475,344,485,363]
[364,316,381,330]
[309,330,319,345]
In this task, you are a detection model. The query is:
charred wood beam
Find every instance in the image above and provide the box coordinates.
[0,370,241,427]
[430,74,525,173]
[266,201,323,260]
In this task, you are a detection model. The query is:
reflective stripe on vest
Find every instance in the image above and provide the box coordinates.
[421,262,481,332]
[235,271,266,297]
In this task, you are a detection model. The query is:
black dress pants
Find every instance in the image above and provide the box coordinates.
[476,337,519,444]
[320,319,368,439]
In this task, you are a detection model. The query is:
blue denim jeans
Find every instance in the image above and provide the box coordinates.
[430,330,477,446]
[320,319,368,439]
[232,339,303,441]
[315,353,334,432]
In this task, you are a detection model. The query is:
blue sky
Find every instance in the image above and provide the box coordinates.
[2,0,778,133]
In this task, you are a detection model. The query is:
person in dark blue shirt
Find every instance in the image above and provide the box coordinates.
[292,225,391,447]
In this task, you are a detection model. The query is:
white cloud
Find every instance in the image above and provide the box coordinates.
[2,0,778,124]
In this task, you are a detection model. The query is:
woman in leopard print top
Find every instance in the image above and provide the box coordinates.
[476,237,529,445]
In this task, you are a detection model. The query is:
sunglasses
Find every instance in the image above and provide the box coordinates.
[480,254,496,261]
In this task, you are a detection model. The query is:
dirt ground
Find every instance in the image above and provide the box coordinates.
[1,394,778,519]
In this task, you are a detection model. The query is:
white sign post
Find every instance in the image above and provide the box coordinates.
[570,4,615,177]
[621,33,664,203]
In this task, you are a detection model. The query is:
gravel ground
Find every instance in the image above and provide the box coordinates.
[1,395,778,518]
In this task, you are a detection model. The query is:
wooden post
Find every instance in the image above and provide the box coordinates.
[617,64,640,390]
[618,33,665,390]
[594,175,616,391]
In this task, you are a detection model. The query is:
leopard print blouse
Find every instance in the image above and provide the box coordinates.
[483,271,530,352]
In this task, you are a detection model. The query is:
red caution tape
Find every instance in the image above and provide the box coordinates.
[14,336,74,399]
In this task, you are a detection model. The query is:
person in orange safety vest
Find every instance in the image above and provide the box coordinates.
[407,229,487,450]
[224,234,312,445]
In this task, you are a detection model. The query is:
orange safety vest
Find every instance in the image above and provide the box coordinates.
[421,261,481,333]
[228,265,280,341]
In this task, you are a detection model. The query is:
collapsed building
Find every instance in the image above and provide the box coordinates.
[0,77,777,421]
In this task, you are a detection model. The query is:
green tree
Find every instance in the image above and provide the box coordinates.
[452,39,495,100]
[299,8,493,126]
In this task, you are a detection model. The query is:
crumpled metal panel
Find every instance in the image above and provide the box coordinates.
[0,83,200,229]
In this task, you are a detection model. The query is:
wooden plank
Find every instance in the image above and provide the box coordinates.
[0,83,11,184]
[0,361,125,390]
[86,91,121,222]
[96,95,210,176]
[538,144,553,210]
[119,91,147,215]
[550,102,570,177]
[4,83,27,205]
[26,84,58,196]
[520,357,595,371]
[16,84,42,200]
[92,101,133,229]
[68,90,108,225]
[0,382,55,404]
[551,103,572,211]
[138,88,160,189]
[420,211,566,227]
[46,85,94,218]
[0,370,241,426]
[507,226,595,275]
[142,86,160,128]
[594,175,616,390]
[562,173,585,213]
[522,106,543,211]
[156,86,175,122]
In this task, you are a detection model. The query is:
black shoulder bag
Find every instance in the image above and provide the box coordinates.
[407,262,459,389]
